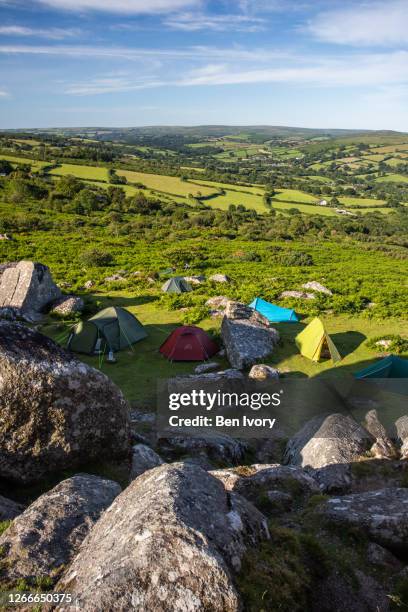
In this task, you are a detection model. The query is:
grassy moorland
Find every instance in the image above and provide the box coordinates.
[0,127,407,407]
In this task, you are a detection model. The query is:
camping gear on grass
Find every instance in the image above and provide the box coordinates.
[160,325,219,362]
[162,277,192,294]
[295,317,341,363]
[67,306,147,355]
[355,355,408,379]
[249,297,299,323]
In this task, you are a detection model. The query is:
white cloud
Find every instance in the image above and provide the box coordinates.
[36,0,201,14]
[308,0,408,46]
[0,25,80,39]
[0,90,10,97]
[64,76,163,95]
[164,12,266,31]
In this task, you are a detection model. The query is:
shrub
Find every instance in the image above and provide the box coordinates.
[182,305,209,325]
[366,334,408,354]
[80,249,113,267]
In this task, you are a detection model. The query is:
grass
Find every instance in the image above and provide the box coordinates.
[49,163,110,182]
[116,170,217,197]
[375,173,408,184]
[207,190,267,213]
[43,291,407,408]
[273,189,319,204]
[272,201,338,216]
[339,196,386,207]
[0,154,48,170]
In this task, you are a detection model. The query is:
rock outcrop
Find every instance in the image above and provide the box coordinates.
[50,295,84,316]
[0,261,61,314]
[248,364,280,381]
[302,281,332,295]
[284,414,373,469]
[210,274,231,284]
[364,410,398,459]
[0,474,120,585]
[221,302,279,369]
[394,416,408,459]
[279,290,316,300]
[0,495,25,521]
[55,463,269,611]
[212,464,319,509]
[0,322,131,483]
[318,488,408,554]
[159,432,247,467]
[130,444,164,480]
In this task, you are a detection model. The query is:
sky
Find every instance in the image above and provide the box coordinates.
[0,0,408,130]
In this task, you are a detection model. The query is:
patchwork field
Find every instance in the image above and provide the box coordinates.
[49,163,110,182]
[116,169,217,198]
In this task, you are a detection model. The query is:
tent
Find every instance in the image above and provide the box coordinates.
[249,297,299,323]
[355,355,408,379]
[67,306,147,355]
[295,317,341,363]
[160,325,219,362]
[162,277,192,294]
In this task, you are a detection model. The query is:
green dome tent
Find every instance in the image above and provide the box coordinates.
[162,277,192,294]
[67,306,147,355]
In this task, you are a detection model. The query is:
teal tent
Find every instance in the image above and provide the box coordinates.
[355,355,408,379]
[249,297,299,323]
[67,306,147,355]
[162,277,192,294]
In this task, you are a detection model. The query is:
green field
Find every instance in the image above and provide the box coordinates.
[375,173,408,184]
[0,154,49,170]
[116,169,217,197]
[272,201,338,216]
[273,189,320,204]
[339,196,386,207]
[206,190,267,213]
[49,163,110,182]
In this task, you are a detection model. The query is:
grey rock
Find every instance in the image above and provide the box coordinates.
[367,542,401,570]
[183,275,205,285]
[279,290,316,300]
[0,495,25,521]
[394,416,408,459]
[318,488,408,554]
[209,274,231,284]
[0,322,131,483]
[50,295,84,316]
[364,409,398,459]
[308,463,352,494]
[130,444,164,480]
[248,364,280,381]
[194,361,220,374]
[221,316,279,370]
[211,464,319,507]
[302,281,332,295]
[284,413,373,469]
[104,273,126,282]
[83,280,94,289]
[0,474,120,584]
[0,261,61,314]
[55,463,269,611]
[225,300,269,325]
[205,295,230,310]
[160,432,247,467]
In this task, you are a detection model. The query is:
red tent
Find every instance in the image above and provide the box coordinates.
[159,325,219,362]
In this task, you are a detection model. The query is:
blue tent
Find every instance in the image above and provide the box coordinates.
[355,355,408,379]
[249,297,299,323]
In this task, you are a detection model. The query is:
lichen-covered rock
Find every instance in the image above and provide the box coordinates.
[279,290,316,300]
[364,409,398,459]
[210,274,230,284]
[0,261,61,313]
[318,488,408,554]
[130,444,164,480]
[308,463,352,494]
[248,364,280,381]
[0,474,120,585]
[394,416,408,459]
[284,414,373,469]
[302,281,332,295]
[83,280,94,289]
[225,300,269,326]
[0,495,25,521]
[221,313,279,370]
[183,275,205,285]
[159,432,247,466]
[0,322,131,483]
[194,361,220,374]
[211,464,319,508]
[50,295,84,316]
[55,463,269,611]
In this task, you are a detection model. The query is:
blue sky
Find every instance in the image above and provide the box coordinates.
[0,0,408,129]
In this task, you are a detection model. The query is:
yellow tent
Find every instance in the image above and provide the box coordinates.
[295,317,341,363]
